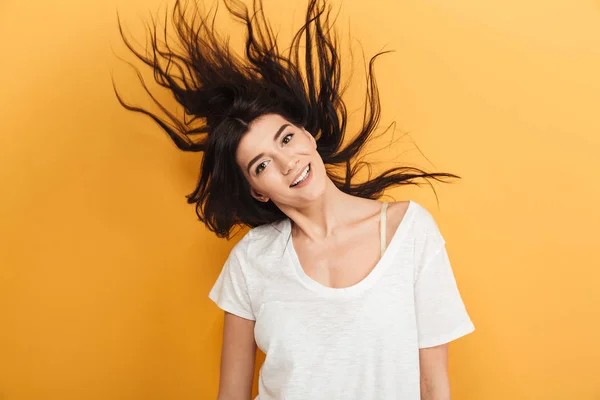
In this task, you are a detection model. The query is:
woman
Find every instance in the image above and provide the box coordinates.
[115,0,475,398]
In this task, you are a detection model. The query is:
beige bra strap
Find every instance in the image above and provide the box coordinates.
[380,202,389,257]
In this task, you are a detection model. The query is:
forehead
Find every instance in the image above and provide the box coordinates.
[235,113,291,162]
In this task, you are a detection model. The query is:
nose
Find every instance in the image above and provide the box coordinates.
[282,157,299,175]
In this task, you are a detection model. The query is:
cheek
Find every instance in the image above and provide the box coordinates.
[262,170,287,190]
[293,141,315,155]
[248,171,281,195]
[242,168,267,194]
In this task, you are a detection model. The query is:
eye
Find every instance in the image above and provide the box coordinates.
[255,161,268,175]
[282,133,294,144]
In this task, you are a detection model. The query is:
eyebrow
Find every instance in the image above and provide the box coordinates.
[246,123,292,175]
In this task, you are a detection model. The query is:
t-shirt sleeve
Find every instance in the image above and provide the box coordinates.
[208,242,255,321]
[414,235,475,349]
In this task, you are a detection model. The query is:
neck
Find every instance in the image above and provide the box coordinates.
[279,179,378,242]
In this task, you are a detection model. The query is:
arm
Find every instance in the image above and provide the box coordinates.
[217,311,257,400]
[419,343,451,400]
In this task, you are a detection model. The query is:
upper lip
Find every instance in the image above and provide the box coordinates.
[290,164,310,187]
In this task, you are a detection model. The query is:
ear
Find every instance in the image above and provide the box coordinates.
[250,187,270,202]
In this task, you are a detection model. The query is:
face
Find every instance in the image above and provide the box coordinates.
[235,113,327,207]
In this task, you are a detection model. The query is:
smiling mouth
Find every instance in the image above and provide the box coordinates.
[290,164,311,187]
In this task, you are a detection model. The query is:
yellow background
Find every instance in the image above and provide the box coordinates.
[1,0,599,398]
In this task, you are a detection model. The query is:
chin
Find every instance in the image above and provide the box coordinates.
[299,190,324,203]
[297,179,327,203]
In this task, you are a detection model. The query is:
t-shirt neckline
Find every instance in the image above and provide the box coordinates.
[285,200,415,297]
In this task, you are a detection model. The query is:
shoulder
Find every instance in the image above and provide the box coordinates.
[229,219,289,263]
[386,200,412,223]
[385,200,449,269]
[387,200,438,229]
[389,200,446,242]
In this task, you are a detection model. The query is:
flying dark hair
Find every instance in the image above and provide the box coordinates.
[114,0,460,239]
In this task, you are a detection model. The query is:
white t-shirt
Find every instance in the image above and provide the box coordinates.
[209,200,475,399]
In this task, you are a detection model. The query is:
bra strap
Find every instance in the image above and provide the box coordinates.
[380,202,389,257]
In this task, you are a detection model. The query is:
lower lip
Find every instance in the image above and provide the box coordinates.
[291,164,312,189]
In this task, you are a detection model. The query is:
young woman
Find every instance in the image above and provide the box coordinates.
[115,0,475,398]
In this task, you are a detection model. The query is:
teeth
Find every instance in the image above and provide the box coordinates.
[291,165,310,186]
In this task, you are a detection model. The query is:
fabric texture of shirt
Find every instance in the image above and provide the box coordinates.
[209,200,475,399]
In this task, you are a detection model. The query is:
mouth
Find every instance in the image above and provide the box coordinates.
[290,163,311,188]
